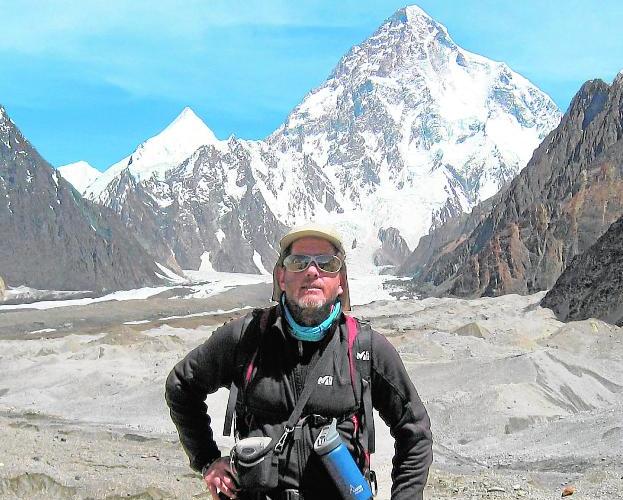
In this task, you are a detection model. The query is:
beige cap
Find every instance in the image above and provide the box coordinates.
[272,223,351,311]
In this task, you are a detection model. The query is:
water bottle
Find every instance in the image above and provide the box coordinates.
[313,418,373,499]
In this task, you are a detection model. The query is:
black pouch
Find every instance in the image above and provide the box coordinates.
[231,436,279,492]
[230,331,338,492]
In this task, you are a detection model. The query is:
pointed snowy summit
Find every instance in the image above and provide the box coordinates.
[390,5,431,23]
[57,160,101,194]
[160,106,218,144]
[270,2,561,254]
[383,5,452,42]
[85,107,220,201]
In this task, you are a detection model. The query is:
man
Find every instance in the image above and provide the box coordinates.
[166,223,432,499]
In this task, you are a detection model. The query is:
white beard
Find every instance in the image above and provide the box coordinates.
[285,294,336,326]
[295,294,329,309]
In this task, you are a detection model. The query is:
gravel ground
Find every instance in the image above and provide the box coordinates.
[0,288,621,499]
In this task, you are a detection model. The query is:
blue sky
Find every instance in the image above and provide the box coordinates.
[2,0,622,170]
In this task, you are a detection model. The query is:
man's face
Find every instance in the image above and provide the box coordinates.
[277,237,344,310]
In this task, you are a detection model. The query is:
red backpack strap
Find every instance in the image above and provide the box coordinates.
[346,315,359,395]
[243,309,271,386]
[345,315,375,455]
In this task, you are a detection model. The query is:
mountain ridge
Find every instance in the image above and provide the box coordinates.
[398,73,623,298]
[0,105,168,292]
[85,106,220,203]
[74,5,561,274]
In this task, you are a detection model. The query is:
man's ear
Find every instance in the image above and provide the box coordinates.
[337,270,344,296]
[276,266,286,291]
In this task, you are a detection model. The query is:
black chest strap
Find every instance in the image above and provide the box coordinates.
[223,309,268,437]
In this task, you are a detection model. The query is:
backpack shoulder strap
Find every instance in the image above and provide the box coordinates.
[345,316,375,454]
[222,307,271,436]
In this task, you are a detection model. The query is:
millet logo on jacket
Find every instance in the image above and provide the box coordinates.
[317,375,333,386]
[356,351,370,361]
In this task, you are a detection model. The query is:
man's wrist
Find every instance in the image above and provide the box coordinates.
[201,455,222,477]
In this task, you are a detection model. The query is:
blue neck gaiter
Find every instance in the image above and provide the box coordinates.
[281,294,341,342]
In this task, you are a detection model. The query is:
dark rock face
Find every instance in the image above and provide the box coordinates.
[166,142,288,273]
[397,195,498,280]
[0,106,163,292]
[100,169,182,274]
[374,227,411,267]
[98,142,288,273]
[400,74,623,297]
[541,215,623,325]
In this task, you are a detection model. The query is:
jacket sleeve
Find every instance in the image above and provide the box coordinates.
[371,331,433,500]
[165,317,243,472]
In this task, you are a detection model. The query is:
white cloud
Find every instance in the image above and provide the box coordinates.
[1,0,368,56]
[0,0,371,102]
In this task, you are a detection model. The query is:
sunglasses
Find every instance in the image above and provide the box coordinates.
[282,254,343,274]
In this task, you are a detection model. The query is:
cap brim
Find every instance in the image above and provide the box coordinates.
[279,229,344,255]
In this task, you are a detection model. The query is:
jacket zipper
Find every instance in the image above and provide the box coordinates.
[292,340,304,488]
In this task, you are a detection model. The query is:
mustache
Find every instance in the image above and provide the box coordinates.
[301,280,324,288]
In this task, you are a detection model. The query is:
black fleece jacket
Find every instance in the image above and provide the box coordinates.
[165,306,432,499]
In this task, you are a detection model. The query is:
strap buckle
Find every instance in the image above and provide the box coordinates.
[274,425,294,453]
[368,469,378,496]
[282,490,301,500]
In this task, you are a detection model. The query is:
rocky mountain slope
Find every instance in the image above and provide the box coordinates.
[80,5,560,273]
[399,73,623,297]
[0,105,167,292]
[541,213,623,325]
[82,109,288,273]
[268,6,560,240]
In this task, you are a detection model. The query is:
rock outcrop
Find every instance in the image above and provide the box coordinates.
[94,141,288,273]
[541,214,623,325]
[400,73,623,298]
[98,168,182,274]
[374,227,411,267]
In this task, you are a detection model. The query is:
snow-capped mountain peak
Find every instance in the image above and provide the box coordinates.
[268,4,561,255]
[57,160,101,194]
[400,5,429,20]
[390,5,442,31]
[83,4,562,275]
[84,107,220,202]
[160,106,217,144]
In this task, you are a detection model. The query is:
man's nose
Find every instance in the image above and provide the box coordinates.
[305,261,321,276]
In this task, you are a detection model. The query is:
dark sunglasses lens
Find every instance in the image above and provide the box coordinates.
[283,254,342,273]
[283,255,311,272]
[315,255,342,273]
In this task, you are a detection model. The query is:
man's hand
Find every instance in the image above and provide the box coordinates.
[203,457,239,499]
